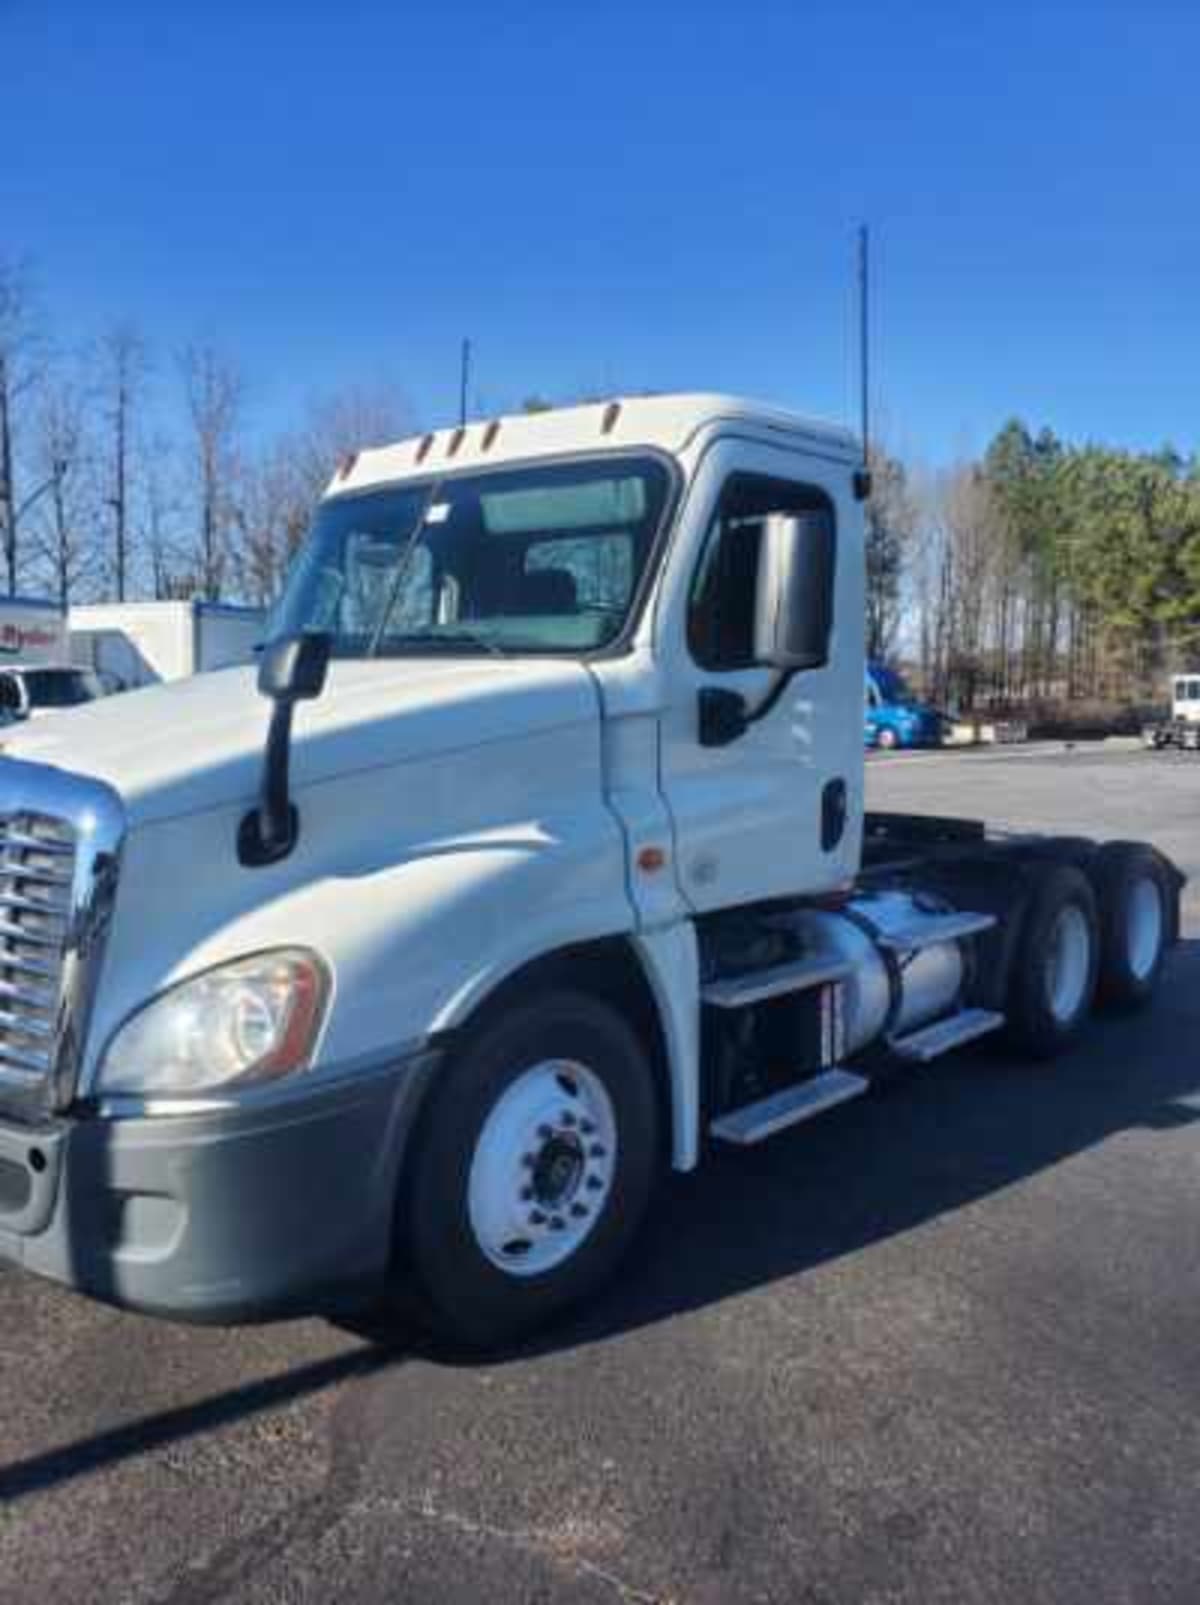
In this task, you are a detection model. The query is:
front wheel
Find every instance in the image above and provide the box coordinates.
[398,990,660,1348]
[875,726,900,751]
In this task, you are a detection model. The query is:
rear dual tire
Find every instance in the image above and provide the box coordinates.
[1005,846,1172,1058]
[1005,864,1099,1059]
[1093,842,1172,1010]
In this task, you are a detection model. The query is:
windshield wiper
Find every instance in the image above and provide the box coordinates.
[367,480,442,658]
[382,630,506,658]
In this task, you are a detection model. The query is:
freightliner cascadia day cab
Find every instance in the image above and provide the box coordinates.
[0,396,1184,1346]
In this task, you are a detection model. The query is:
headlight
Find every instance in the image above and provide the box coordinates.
[97,948,329,1099]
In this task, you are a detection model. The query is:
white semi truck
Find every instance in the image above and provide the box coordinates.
[1143,673,1200,751]
[0,395,1183,1346]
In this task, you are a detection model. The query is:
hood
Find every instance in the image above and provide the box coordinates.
[1,657,599,826]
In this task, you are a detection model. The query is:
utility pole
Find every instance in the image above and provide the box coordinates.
[857,223,870,467]
[0,353,15,593]
[113,367,128,601]
[459,338,471,426]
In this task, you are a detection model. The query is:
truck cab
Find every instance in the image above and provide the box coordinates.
[0,394,1181,1346]
[864,662,944,750]
[1144,671,1200,751]
[1172,674,1200,726]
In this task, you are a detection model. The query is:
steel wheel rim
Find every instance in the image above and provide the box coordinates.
[467,1059,617,1278]
[1046,904,1091,1023]
[1126,876,1163,981]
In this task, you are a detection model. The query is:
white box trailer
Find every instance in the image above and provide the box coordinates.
[0,595,107,722]
[69,600,266,688]
[0,595,67,664]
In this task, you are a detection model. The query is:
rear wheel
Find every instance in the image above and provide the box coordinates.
[397,990,659,1348]
[1093,842,1171,1010]
[1005,864,1099,1059]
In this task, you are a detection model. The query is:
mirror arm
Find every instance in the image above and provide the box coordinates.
[743,666,796,728]
[239,698,300,865]
[698,667,797,748]
[238,632,331,868]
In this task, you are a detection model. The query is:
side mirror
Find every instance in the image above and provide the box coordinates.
[239,632,331,867]
[257,631,331,703]
[754,512,836,672]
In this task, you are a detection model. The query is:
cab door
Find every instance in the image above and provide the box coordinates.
[654,436,864,913]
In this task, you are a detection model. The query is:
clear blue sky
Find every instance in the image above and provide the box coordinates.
[4,1,1197,463]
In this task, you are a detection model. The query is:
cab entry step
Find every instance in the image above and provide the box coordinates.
[702,954,853,1010]
[709,1068,870,1145]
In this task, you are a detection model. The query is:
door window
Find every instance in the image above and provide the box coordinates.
[688,473,835,671]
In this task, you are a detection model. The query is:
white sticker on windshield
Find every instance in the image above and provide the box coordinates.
[425,502,450,524]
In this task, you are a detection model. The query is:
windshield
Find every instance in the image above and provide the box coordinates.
[868,664,914,705]
[268,455,673,657]
[23,668,105,708]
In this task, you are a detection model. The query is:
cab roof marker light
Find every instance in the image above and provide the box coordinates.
[415,433,435,464]
[337,451,359,480]
[481,419,501,451]
[447,426,467,459]
[601,401,621,435]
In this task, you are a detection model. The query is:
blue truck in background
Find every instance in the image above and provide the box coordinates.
[865,662,945,750]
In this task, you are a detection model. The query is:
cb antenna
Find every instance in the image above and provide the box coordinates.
[854,224,872,501]
[458,337,472,426]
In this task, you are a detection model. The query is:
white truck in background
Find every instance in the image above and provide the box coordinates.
[0,595,105,725]
[1143,672,1200,751]
[69,600,266,689]
[0,394,1184,1349]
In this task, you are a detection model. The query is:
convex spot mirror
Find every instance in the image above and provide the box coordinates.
[753,511,836,671]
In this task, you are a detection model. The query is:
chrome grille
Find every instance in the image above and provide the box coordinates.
[0,813,77,1090]
[0,758,125,1122]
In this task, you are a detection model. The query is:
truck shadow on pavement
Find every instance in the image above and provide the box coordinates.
[2,943,1197,1502]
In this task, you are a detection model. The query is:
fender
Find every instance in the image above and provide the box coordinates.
[81,723,699,1167]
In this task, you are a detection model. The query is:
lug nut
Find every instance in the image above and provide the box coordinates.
[586,1175,603,1191]
[520,1186,533,1202]
[529,1208,547,1225]
[580,1119,595,1135]
[549,1215,565,1231]
[570,1202,588,1219]
[561,1111,577,1128]
[589,1144,606,1159]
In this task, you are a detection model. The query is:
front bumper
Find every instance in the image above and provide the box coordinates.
[0,1050,439,1322]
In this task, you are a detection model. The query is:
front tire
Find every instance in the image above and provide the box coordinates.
[398,990,660,1348]
[876,726,899,751]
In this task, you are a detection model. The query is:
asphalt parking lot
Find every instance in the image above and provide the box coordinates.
[1,743,1197,1604]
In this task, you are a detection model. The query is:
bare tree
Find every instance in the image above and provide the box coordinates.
[29,377,91,606]
[137,433,185,600]
[179,343,242,599]
[96,322,149,601]
[236,383,411,604]
[0,257,45,592]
